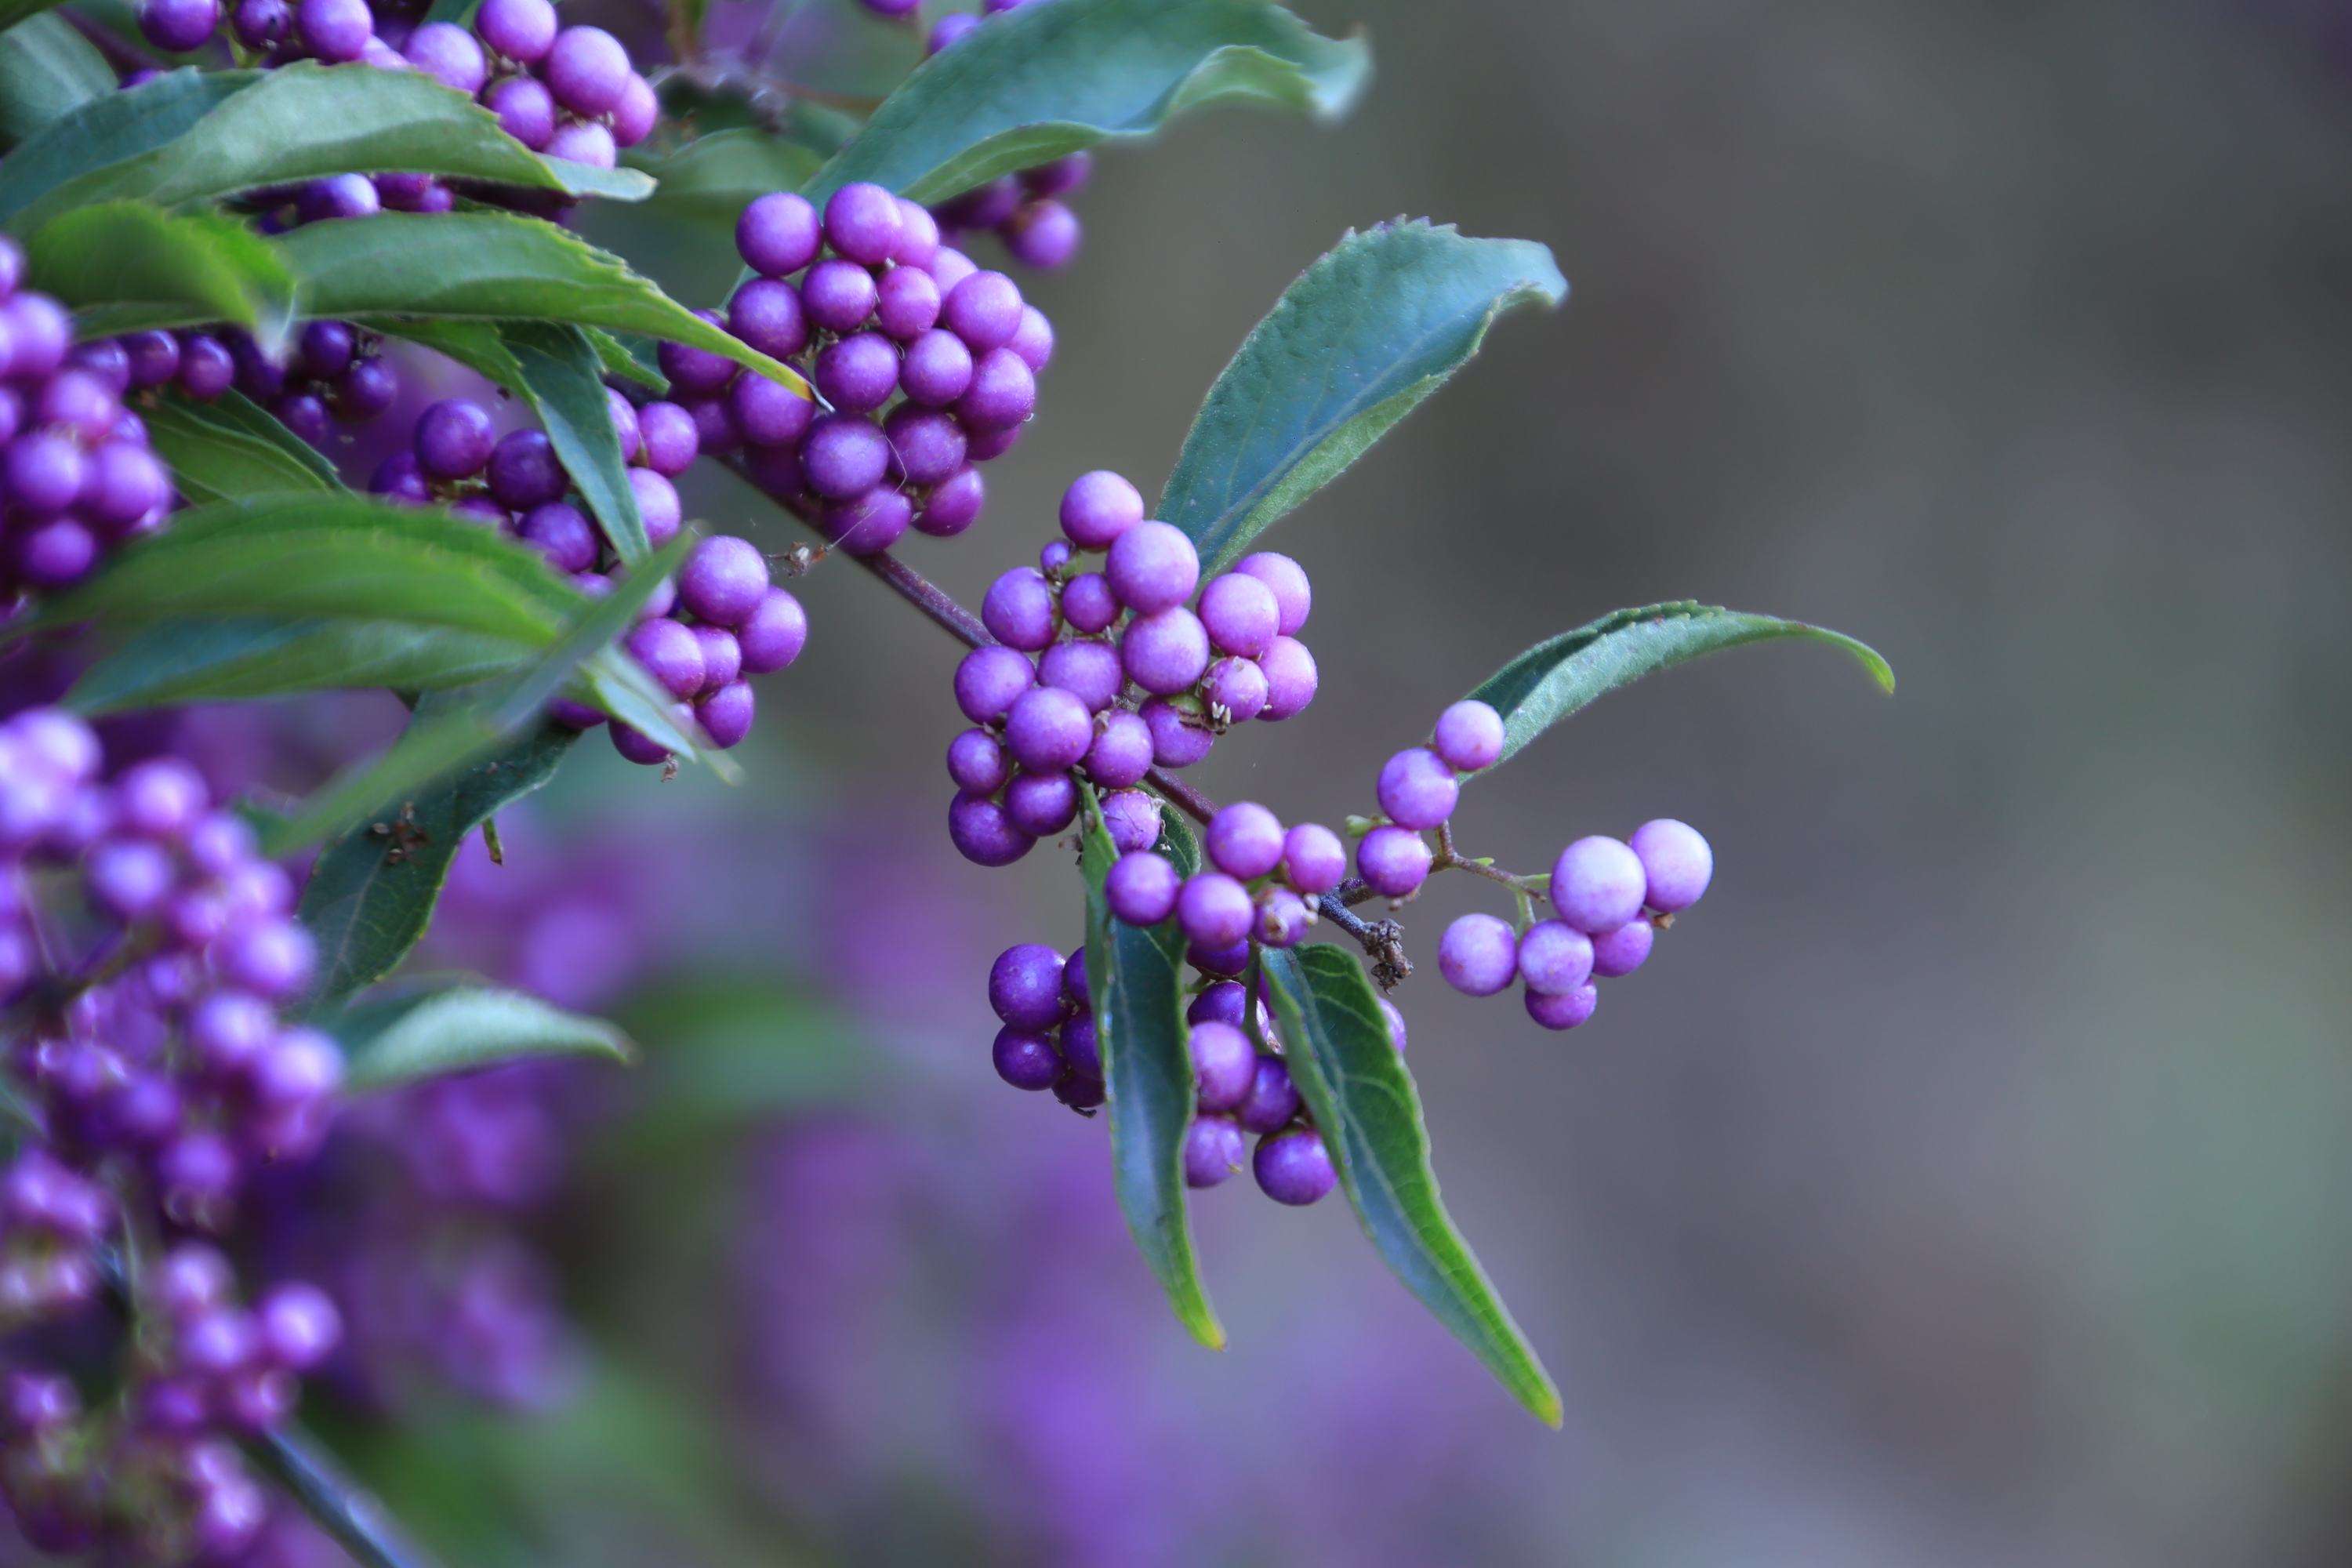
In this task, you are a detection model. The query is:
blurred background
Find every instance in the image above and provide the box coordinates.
[78,0,2352,1562]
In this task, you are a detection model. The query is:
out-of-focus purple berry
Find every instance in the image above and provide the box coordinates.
[1551,836,1646,935]
[476,0,556,61]
[1105,849,1178,924]
[1525,983,1599,1031]
[696,681,756,748]
[735,587,808,673]
[544,26,630,116]
[1004,198,1081,270]
[927,11,980,51]
[545,121,617,170]
[628,469,682,548]
[1356,825,1432,898]
[1189,1019,1255,1112]
[993,1026,1062,1091]
[140,0,220,50]
[517,502,597,573]
[626,617,706,701]
[611,74,659,148]
[295,0,370,60]
[406,21,486,90]
[1256,635,1318,721]
[1254,1127,1335,1205]
[1184,1117,1245,1188]
[485,74,556,150]
[256,1283,340,1371]
[1378,996,1407,1052]
[1256,887,1312,947]
[1376,746,1459,831]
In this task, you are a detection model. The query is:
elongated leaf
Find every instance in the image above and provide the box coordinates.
[1262,943,1561,1426]
[266,531,721,855]
[29,201,296,346]
[388,320,648,564]
[27,495,579,646]
[297,719,576,1005]
[141,390,343,503]
[0,2,64,38]
[326,979,631,1091]
[71,619,535,715]
[811,0,1370,203]
[0,63,648,233]
[1465,602,1895,771]
[629,126,824,223]
[1078,782,1223,1348]
[276,212,812,397]
[0,14,113,148]
[1161,221,1566,575]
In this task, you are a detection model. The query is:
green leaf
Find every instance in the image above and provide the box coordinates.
[587,327,665,392]
[384,320,647,564]
[27,201,296,346]
[140,390,344,503]
[325,979,631,1092]
[0,14,114,149]
[1077,781,1224,1349]
[1160,220,1566,576]
[809,0,1370,203]
[1465,602,1896,771]
[26,494,579,647]
[1261,943,1562,1426]
[70,619,535,715]
[297,720,576,1006]
[0,62,650,234]
[628,126,826,223]
[0,2,65,39]
[275,212,813,397]
[264,531,723,855]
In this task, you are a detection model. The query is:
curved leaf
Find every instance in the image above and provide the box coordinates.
[29,201,296,345]
[811,0,1370,203]
[1465,602,1896,772]
[1161,220,1566,575]
[27,494,579,646]
[1261,943,1561,1426]
[0,62,648,234]
[1079,781,1224,1349]
[0,67,241,220]
[141,391,343,503]
[628,126,825,223]
[0,14,113,148]
[71,620,534,715]
[276,212,812,397]
[298,720,578,1007]
[325,980,631,1091]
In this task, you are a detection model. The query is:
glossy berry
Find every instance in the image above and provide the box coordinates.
[1433,699,1504,771]
[1254,1127,1335,1206]
[1551,836,1646,935]
[1629,818,1713,913]
[823,182,905,266]
[1356,825,1432,899]
[1206,802,1284,880]
[1375,747,1459,832]
[1059,470,1143,550]
[1175,873,1254,949]
[993,1028,1063,1091]
[1280,823,1347,895]
[1189,1021,1256,1112]
[1105,851,1179,924]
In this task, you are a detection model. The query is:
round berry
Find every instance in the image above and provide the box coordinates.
[637,401,700,476]
[1375,746,1458,832]
[988,943,1065,1031]
[954,347,1035,430]
[1059,470,1143,550]
[256,1283,340,1372]
[1551,836,1646,935]
[729,372,815,450]
[1003,686,1091,772]
[1176,873,1254,949]
[1278,823,1347,895]
[486,429,565,510]
[800,415,890,499]
[1189,1020,1256,1112]
[1236,1054,1301,1134]
[993,1027,1062,1091]
[294,0,368,61]
[1081,710,1153,787]
[1008,305,1055,372]
[1105,849,1179,924]
[677,535,768,626]
[1105,521,1199,614]
[413,398,495,481]
[1004,198,1080,270]
[1233,551,1311,635]
[946,728,1011,794]
[941,270,1022,350]
[949,792,1034,867]
[1439,913,1518,997]
[1525,983,1599,1031]
[1629,818,1713,913]
[1254,1127,1335,1205]
[882,405,965,486]
[1060,572,1119,633]
[982,568,1058,652]
[821,487,913,557]
[626,617,706,700]
[1100,790,1162,855]
[735,588,808,673]
[1356,825,1432,898]
[1207,802,1284,880]
[1142,696,1214,768]
[1039,638,1123,713]
[1256,887,1312,947]
[1515,920,1594,996]
[1433,699,1504,772]
[727,277,808,360]
[1184,1117,1246,1188]
[544,26,630,116]
[736,191,822,277]
[1004,769,1078,837]
[1589,917,1654,978]
[1256,636,1319,721]
[822,181,904,266]
[476,0,556,61]
[876,264,942,341]
[953,644,1034,724]
[405,20,486,91]
[900,328,975,405]
[800,258,877,333]
[815,332,900,412]
[139,0,220,51]
[1120,606,1210,695]
[517,502,597,572]
[1197,572,1279,659]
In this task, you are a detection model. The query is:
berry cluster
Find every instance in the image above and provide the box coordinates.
[984,942,1354,1206]
[1105,799,1346,964]
[134,0,658,191]
[945,471,1316,867]
[0,710,347,1558]
[710,183,1052,551]
[0,245,174,603]
[365,390,808,764]
[106,322,400,450]
[1439,818,1713,1031]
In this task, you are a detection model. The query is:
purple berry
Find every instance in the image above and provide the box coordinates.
[1629,818,1712,913]
[980,572,1058,656]
[1105,521,1199,615]
[544,25,630,116]
[256,1283,340,1371]
[1254,1127,1335,1205]
[1105,850,1178,924]
[1200,656,1269,724]
[900,328,975,406]
[1142,697,1214,768]
[1439,913,1518,997]
[1256,636,1318,720]
[875,265,942,341]
[1008,305,1055,372]
[736,191,822,277]
[941,270,1022,350]
[953,347,1035,431]
[993,1027,1062,1091]
[1515,920,1594,995]
[1099,788,1162,853]
[1551,836,1646,935]
[727,277,809,359]
[517,503,597,572]
[677,536,769,626]
[882,405,966,486]
[1120,607,1210,695]
[612,74,659,147]
[1039,637,1123,713]
[1003,685,1091,772]
[1189,1020,1256,1112]
[800,258,878,334]
[951,791,1034,866]
[1279,823,1347,895]
[989,943,1066,1030]
[800,415,891,499]
[1236,1054,1300,1134]
[822,182,904,266]
[295,0,370,60]
[1196,572,1280,659]
[729,372,815,450]
[1081,710,1153,788]
[629,469,683,547]
[946,728,1012,793]
[626,617,706,700]
[1525,983,1599,1031]
[1004,769,1078,836]
[1356,825,1431,898]
[476,0,556,61]
[1058,470,1143,550]
[140,0,220,51]
[486,430,565,510]
[1184,1117,1246,1188]
[413,398,495,481]
[692,625,742,691]
[1234,552,1311,636]
[735,588,808,673]
[1256,887,1312,947]
[1589,918,1654,978]
[485,74,556,149]
[1433,699,1504,772]
[1061,572,1119,633]
[1004,198,1081,270]
[1176,873,1254,949]
[1207,802,1283,880]
[696,681,756,748]
[405,21,486,91]
[927,11,980,50]
[1375,746,1459,832]
[546,121,619,170]
[814,332,900,412]
[916,466,985,535]
[953,644,1034,724]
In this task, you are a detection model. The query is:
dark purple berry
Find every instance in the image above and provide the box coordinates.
[1254,1127,1335,1205]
